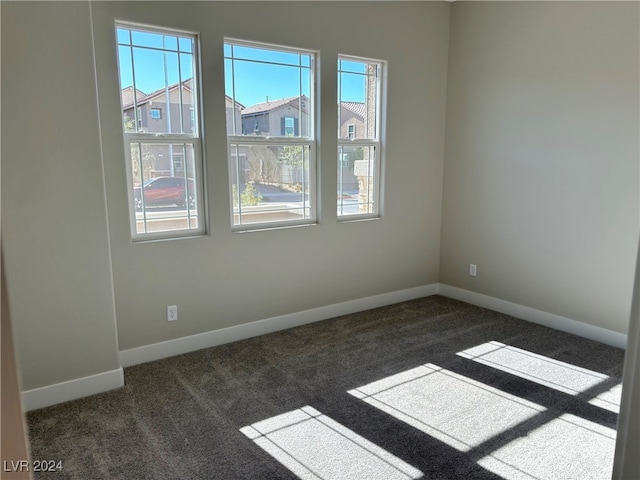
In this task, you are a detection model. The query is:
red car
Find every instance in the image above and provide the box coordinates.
[134,176,196,210]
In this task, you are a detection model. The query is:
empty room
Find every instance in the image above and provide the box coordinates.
[1,1,639,479]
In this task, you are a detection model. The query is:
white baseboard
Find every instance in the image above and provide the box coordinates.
[438,284,627,349]
[22,367,124,412]
[120,284,439,367]
[22,283,626,411]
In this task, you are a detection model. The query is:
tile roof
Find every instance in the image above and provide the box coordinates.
[241,95,309,115]
[122,79,193,110]
[120,86,146,108]
[122,79,244,110]
[340,101,365,119]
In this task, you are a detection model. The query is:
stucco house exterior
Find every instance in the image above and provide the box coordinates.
[240,95,311,137]
[122,81,244,177]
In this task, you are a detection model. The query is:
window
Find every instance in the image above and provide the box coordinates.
[172,154,184,172]
[283,116,297,136]
[337,56,384,219]
[224,39,315,230]
[116,23,204,240]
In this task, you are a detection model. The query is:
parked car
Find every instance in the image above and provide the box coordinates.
[133,176,196,210]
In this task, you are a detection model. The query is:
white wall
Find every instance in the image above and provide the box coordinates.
[1,2,121,390]
[90,1,450,351]
[441,1,639,335]
[1,0,450,393]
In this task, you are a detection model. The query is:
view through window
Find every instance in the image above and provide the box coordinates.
[116,23,204,239]
[338,56,383,218]
[224,40,315,230]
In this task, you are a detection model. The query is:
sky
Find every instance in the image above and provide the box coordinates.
[117,27,367,109]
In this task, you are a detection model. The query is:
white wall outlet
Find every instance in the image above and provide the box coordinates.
[167,305,178,322]
[469,264,477,277]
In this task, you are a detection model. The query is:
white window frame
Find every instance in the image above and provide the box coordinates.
[116,22,206,241]
[189,108,196,133]
[337,55,384,221]
[225,38,317,232]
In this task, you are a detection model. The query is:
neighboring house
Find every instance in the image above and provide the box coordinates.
[339,101,365,140]
[121,81,244,178]
[240,95,311,137]
[120,86,146,110]
[338,101,366,192]
[236,97,370,192]
[233,95,312,189]
[225,95,244,136]
[122,79,197,134]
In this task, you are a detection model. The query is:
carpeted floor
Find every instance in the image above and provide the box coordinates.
[26,295,625,479]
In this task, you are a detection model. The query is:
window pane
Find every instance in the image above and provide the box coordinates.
[117,28,130,45]
[338,59,379,141]
[229,61,310,138]
[131,30,164,49]
[178,37,193,53]
[339,60,367,74]
[163,35,178,52]
[230,44,307,66]
[117,29,196,135]
[131,142,199,234]
[230,143,311,227]
[224,42,312,139]
[180,53,194,84]
[337,145,377,216]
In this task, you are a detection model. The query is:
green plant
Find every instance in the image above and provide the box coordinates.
[234,182,262,207]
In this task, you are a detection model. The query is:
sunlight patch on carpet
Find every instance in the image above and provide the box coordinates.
[348,364,545,452]
[478,413,616,480]
[457,341,609,396]
[588,383,622,413]
[240,406,423,480]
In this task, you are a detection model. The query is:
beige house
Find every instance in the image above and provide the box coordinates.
[339,101,365,140]
[241,95,311,137]
[122,81,243,177]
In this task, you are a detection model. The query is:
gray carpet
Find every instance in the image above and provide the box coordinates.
[26,296,624,479]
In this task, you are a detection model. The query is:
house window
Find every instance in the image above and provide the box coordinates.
[337,56,384,219]
[116,23,204,240]
[340,152,350,168]
[172,154,184,173]
[224,39,316,230]
[283,117,296,136]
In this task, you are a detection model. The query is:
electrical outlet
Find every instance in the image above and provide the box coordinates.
[469,264,477,277]
[167,305,178,322]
